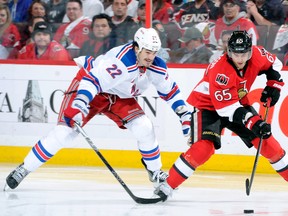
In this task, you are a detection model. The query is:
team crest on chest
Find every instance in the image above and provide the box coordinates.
[215,73,229,85]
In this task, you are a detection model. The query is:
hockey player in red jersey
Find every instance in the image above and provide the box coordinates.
[154,30,286,200]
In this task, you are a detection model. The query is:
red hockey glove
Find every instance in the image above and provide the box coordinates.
[260,80,284,107]
[245,115,271,139]
[63,99,89,127]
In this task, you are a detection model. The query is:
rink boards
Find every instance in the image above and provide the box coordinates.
[0,62,287,173]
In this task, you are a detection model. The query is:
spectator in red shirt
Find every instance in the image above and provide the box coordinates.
[17,21,71,61]
[211,0,259,46]
[53,0,91,49]
[153,0,174,24]
[0,4,21,48]
[8,16,46,59]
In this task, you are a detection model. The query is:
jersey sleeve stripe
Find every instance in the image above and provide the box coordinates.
[83,56,95,72]
[116,43,133,60]
[158,82,180,101]
[82,76,102,93]
[149,65,167,75]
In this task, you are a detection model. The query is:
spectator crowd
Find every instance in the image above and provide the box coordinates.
[0,0,287,65]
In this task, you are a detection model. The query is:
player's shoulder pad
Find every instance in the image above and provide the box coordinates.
[208,53,228,71]
[251,45,272,63]
[148,56,168,76]
[114,43,137,69]
[151,56,167,69]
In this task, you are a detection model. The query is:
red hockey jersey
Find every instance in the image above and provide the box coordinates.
[17,40,71,60]
[53,18,91,48]
[187,46,282,118]
[214,17,259,45]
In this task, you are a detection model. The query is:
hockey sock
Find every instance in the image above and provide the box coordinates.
[277,167,288,181]
[24,140,54,172]
[270,151,288,181]
[251,136,288,181]
[167,140,215,189]
[23,125,78,171]
[251,136,285,163]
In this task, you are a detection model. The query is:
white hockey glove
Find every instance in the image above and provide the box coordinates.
[63,98,89,127]
[176,106,191,137]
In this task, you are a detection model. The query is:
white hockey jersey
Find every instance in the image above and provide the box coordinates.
[74,43,185,110]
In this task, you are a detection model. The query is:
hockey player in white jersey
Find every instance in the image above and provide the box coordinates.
[5,27,192,190]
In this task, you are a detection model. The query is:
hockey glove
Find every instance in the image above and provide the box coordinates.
[63,98,89,127]
[245,115,271,139]
[260,80,284,107]
[176,106,192,137]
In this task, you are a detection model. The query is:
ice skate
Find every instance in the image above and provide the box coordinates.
[4,163,30,190]
[141,158,168,185]
[154,180,173,201]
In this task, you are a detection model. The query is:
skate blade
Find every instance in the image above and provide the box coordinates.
[3,183,10,192]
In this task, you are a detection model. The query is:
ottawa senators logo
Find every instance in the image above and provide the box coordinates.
[215,73,229,85]
[238,80,248,99]
[238,88,247,99]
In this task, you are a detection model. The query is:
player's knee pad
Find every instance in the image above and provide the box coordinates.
[126,115,161,170]
[252,136,285,163]
[125,115,156,148]
[42,125,78,151]
[182,139,215,169]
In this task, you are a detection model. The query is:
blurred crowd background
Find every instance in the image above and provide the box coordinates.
[0,0,287,65]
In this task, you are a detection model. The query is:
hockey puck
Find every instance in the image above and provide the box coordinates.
[244,209,254,214]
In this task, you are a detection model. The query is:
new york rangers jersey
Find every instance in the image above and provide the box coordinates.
[187,46,283,120]
[75,43,185,110]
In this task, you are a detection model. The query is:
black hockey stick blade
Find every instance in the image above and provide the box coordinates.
[74,123,165,204]
[133,195,164,204]
[245,178,250,196]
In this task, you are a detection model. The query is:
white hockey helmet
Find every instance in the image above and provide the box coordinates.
[134,27,161,52]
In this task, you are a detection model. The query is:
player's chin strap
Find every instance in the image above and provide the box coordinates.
[74,123,165,204]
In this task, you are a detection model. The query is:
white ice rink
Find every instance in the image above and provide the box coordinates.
[1,164,288,216]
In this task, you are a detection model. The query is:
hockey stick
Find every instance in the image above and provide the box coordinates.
[74,123,164,204]
[245,98,271,196]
